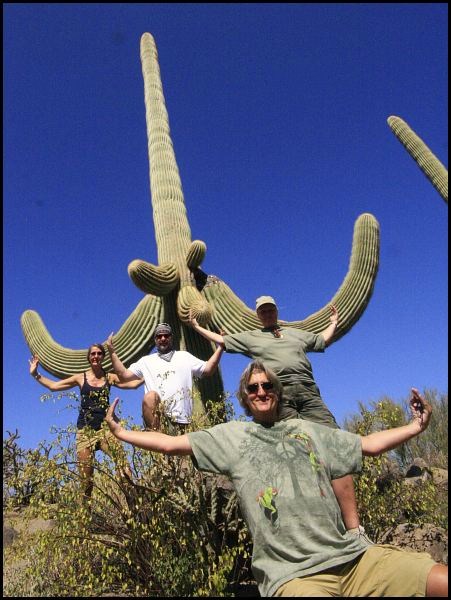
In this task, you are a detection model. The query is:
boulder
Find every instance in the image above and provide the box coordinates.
[380,522,448,565]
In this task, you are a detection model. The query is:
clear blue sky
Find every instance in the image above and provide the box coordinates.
[4,4,448,450]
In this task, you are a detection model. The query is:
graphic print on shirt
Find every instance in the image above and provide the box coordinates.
[238,423,330,530]
[156,369,178,414]
[256,486,279,525]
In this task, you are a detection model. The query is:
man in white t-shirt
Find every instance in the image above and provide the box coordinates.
[107,323,223,430]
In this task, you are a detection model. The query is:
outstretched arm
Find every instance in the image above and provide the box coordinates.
[361,388,432,456]
[109,373,144,390]
[201,344,224,377]
[188,311,225,346]
[29,355,80,391]
[320,305,339,346]
[105,398,193,456]
[107,333,143,383]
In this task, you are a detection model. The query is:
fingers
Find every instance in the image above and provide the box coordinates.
[410,388,432,429]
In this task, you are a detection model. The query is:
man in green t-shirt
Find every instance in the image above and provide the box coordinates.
[188,297,361,538]
[105,361,447,597]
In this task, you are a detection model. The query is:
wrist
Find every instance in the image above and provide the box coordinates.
[330,320,338,325]
[33,372,41,380]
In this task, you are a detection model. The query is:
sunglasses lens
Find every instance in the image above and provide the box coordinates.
[247,381,273,393]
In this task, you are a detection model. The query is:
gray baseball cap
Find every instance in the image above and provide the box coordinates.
[255,296,277,311]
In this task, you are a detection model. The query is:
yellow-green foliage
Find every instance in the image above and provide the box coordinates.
[3,401,252,597]
[344,390,448,541]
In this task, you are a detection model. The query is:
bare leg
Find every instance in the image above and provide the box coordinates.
[77,447,94,500]
[426,564,448,597]
[331,474,360,530]
[142,391,161,430]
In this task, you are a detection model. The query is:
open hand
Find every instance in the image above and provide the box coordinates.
[409,388,432,431]
[29,355,39,376]
[329,304,338,324]
[188,309,198,328]
[105,398,122,435]
[106,332,115,354]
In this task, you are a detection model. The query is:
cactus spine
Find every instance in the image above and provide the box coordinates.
[387,116,448,204]
[21,33,380,414]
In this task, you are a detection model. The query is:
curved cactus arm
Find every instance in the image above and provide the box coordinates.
[201,213,379,343]
[177,285,213,327]
[128,259,179,295]
[21,294,163,378]
[387,116,448,204]
[186,240,207,269]
[297,213,379,341]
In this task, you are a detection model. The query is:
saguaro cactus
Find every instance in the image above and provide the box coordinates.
[387,116,448,204]
[21,33,380,414]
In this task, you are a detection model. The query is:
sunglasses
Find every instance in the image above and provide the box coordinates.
[156,333,172,339]
[90,352,103,356]
[246,381,274,394]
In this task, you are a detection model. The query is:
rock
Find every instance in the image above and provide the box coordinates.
[430,467,448,487]
[3,524,18,548]
[380,523,448,565]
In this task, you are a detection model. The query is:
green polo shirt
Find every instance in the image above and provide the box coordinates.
[223,328,326,385]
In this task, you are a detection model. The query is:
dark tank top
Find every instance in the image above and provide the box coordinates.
[77,372,111,431]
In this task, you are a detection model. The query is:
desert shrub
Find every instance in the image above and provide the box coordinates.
[3,399,253,597]
[343,389,448,540]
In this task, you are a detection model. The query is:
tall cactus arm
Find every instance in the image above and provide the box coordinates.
[128,260,179,295]
[21,294,163,378]
[200,213,379,343]
[387,116,448,204]
[141,33,193,274]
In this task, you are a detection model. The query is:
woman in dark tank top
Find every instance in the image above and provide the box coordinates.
[29,343,143,501]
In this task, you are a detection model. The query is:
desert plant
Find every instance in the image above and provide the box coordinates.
[343,390,448,540]
[3,400,253,597]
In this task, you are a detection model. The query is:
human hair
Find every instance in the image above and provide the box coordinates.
[237,360,283,416]
[87,343,106,361]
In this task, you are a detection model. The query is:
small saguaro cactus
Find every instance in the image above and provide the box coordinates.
[21,33,380,416]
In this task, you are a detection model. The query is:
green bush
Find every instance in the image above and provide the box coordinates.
[3,401,253,597]
[343,389,448,540]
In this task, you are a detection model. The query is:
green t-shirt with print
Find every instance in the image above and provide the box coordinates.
[223,328,325,385]
[188,419,370,597]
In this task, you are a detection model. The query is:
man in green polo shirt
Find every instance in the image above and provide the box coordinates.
[188,297,362,537]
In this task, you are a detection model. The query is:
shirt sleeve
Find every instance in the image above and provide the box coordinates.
[303,330,326,352]
[128,359,143,378]
[188,424,233,476]
[223,332,253,356]
[317,426,362,478]
[187,353,207,377]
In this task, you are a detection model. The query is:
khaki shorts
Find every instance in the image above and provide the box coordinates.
[76,423,127,463]
[275,545,437,597]
[278,382,339,429]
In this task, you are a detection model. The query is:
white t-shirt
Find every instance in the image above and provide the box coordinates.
[129,351,206,423]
